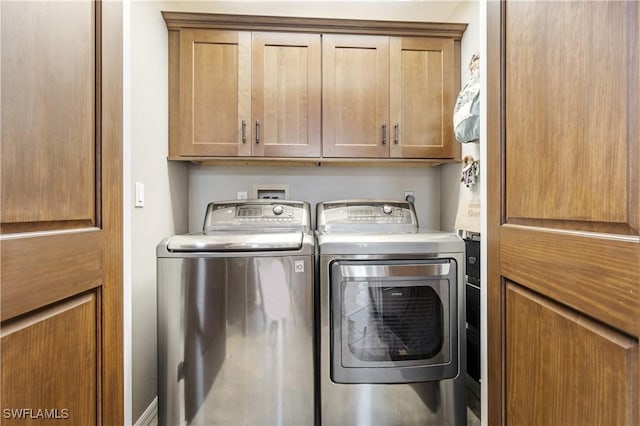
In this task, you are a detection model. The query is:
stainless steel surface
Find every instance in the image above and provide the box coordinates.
[316,200,466,426]
[241,119,247,143]
[204,200,310,233]
[319,253,466,426]
[157,199,314,426]
[316,199,418,234]
[158,253,314,426]
[382,122,387,144]
[166,232,304,252]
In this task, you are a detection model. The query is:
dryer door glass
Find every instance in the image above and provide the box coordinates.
[330,260,459,384]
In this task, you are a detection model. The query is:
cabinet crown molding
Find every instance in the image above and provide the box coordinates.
[162,11,467,39]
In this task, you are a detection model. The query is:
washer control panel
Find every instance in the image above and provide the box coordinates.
[204,200,310,232]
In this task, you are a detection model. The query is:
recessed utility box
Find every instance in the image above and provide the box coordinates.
[252,184,289,200]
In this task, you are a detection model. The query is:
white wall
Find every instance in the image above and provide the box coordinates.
[130,0,189,421]
[440,1,480,232]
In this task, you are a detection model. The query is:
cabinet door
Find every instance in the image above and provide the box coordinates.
[390,37,456,158]
[322,35,389,158]
[252,32,321,157]
[506,284,638,425]
[179,29,251,156]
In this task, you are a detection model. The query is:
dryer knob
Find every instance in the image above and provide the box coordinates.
[382,205,393,215]
[272,205,284,215]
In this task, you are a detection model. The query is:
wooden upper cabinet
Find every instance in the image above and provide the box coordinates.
[177,29,252,157]
[252,32,321,157]
[322,35,390,158]
[390,37,457,159]
[164,13,467,162]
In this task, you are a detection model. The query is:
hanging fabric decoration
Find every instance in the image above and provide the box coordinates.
[460,155,480,189]
[453,54,480,143]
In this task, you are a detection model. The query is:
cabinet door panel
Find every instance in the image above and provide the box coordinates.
[179,29,251,156]
[390,37,456,158]
[322,35,389,158]
[252,32,321,157]
[506,284,638,425]
[1,293,98,426]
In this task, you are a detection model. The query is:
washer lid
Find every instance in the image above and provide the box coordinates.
[166,231,304,252]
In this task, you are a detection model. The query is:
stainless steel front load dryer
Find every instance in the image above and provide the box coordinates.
[316,200,466,426]
[157,200,314,426]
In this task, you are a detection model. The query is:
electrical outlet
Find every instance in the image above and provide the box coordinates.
[237,191,248,200]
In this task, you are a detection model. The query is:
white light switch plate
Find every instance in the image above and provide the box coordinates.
[135,182,145,208]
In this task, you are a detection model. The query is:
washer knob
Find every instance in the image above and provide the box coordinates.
[272,205,284,216]
[382,205,393,215]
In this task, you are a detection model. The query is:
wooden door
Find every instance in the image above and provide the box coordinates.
[178,29,251,157]
[252,32,321,158]
[0,1,123,425]
[487,1,640,425]
[322,34,389,158]
[390,37,457,159]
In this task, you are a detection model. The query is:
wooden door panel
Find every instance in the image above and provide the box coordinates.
[488,2,640,424]
[1,293,98,426]
[1,1,96,232]
[506,284,638,426]
[179,29,251,156]
[501,225,639,335]
[252,32,321,157]
[322,35,389,158]
[390,37,456,159]
[0,1,123,424]
[504,1,638,235]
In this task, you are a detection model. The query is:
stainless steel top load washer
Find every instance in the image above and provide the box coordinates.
[316,199,466,426]
[157,200,314,426]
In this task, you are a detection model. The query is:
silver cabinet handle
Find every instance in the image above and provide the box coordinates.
[255,120,260,144]
[382,123,387,145]
[241,120,247,144]
[394,123,399,145]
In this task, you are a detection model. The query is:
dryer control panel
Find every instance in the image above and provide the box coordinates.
[316,199,418,234]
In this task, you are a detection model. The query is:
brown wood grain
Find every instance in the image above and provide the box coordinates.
[506,284,638,426]
[389,37,456,159]
[252,32,321,157]
[162,12,467,39]
[322,34,389,158]
[100,1,124,423]
[1,0,96,228]
[1,293,98,426]
[0,1,123,424]
[505,1,636,234]
[178,29,251,156]
[486,1,504,424]
[489,2,640,425]
[500,224,640,336]
[0,231,103,321]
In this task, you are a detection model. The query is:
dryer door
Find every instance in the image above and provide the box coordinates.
[330,259,459,383]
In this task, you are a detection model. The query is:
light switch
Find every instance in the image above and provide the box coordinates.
[135,182,144,208]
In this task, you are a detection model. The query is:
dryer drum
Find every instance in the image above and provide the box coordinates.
[347,286,444,362]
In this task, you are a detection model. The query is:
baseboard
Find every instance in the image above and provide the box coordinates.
[134,397,158,426]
